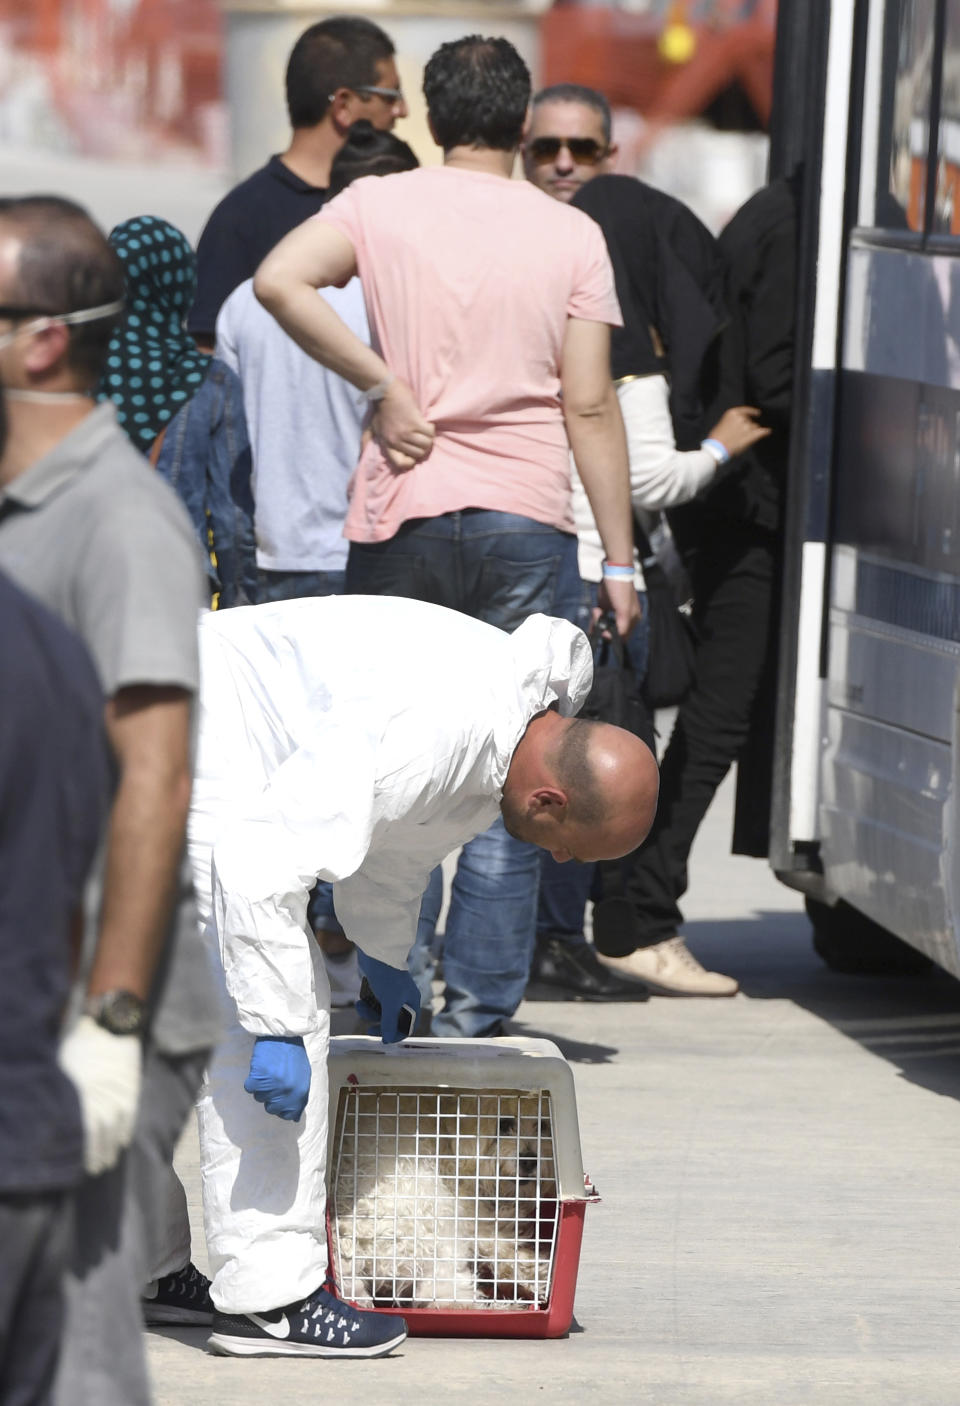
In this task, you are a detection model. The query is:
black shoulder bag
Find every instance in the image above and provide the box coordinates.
[581,615,655,753]
[634,517,698,710]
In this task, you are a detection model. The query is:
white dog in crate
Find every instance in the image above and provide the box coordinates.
[331,1090,559,1309]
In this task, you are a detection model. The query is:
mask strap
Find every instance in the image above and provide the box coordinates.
[13,299,126,339]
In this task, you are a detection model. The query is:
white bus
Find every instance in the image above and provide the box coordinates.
[771,0,960,973]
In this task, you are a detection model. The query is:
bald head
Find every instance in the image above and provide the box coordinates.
[566,719,659,856]
[501,712,659,864]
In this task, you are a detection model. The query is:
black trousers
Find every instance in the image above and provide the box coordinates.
[621,524,780,946]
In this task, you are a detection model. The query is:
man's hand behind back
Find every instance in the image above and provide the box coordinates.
[373,379,435,472]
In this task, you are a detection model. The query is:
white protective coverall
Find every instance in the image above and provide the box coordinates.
[188,594,592,1314]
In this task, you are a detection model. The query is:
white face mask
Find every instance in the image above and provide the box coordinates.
[0,299,125,402]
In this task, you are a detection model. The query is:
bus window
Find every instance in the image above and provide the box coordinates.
[877,0,937,231]
[933,0,960,234]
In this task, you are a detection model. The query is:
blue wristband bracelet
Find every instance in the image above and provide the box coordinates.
[701,437,731,466]
[602,562,635,580]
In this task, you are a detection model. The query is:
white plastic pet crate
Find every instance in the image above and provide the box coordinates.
[326,1036,597,1337]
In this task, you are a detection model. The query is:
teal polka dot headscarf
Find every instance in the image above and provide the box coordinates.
[97,216,210,454]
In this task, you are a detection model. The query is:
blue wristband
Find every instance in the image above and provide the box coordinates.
[602,561,635,580]
[701,437,731,466]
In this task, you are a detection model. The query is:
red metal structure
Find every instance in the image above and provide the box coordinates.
[542,1,778,132]
[0,0,222,159]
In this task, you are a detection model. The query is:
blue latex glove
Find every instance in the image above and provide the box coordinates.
[355,951,421,1044]
[243,1036,311,1121]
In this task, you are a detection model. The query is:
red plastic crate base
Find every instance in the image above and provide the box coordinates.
[327,1199,586,1339]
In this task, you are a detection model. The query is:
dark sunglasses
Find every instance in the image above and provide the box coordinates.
[527,136,607,165]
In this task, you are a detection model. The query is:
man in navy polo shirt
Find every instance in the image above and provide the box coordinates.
[0,573,110,1404]
[189,15,407,345]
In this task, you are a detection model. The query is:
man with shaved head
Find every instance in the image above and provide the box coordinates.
[187,593,657,1356]
[501,714,658,865]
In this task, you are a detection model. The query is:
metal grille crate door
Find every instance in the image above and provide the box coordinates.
[326,1036,598,1338]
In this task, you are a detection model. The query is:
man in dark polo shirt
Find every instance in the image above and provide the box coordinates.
[0,196,219,1406]
[0,572,109,1405]
[189,15,406,345]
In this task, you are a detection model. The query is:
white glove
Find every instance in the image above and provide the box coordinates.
[59,1015,143,1177]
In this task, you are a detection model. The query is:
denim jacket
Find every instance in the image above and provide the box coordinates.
[156,359,258,608]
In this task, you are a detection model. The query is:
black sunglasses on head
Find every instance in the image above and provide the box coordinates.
[527,136,607,165]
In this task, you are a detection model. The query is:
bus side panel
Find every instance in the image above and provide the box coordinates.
[819,240,960,970]
[820,635,960,978]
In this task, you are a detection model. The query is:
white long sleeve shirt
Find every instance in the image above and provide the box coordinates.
[572,372,718,585]
[191,596,592,1037]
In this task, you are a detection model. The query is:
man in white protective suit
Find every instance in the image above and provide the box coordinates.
[188,593,659,1360]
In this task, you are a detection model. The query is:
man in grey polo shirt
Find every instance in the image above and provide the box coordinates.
[0,196,220,1406]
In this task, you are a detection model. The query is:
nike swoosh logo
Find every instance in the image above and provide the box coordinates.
[247,1312,290,1339]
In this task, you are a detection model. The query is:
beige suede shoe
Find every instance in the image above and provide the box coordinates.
[597,937,739,996]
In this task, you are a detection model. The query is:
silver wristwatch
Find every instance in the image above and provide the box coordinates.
[84,989,149,1037]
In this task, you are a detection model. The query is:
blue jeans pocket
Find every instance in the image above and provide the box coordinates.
[346,547,431,601]
[475,551,561,631]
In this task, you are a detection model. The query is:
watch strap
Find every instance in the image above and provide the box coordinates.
[84,989,148,1037]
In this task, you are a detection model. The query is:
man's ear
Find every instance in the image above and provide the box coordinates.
[529,785,569,816]
[22,321,71,378]
[328,87,357,136]
[602,141,619,170]
[520,105,532,145]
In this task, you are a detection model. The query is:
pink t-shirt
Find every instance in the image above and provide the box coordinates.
[318,166,622,542]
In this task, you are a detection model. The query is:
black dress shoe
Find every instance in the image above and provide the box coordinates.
[529,937,649,1001]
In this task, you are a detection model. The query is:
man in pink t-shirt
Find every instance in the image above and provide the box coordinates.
[255,35,643,1036]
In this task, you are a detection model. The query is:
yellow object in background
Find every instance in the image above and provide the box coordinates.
[659,21,698,66]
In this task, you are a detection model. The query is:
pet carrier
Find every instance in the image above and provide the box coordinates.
[326,1036,598,1338]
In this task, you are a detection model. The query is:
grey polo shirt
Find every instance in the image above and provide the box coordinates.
[0,402,221,1055]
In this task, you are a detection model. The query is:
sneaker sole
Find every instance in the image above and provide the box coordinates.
[143,1304,214,1326]
[207,1330,407,1359]
[624,976,738,997]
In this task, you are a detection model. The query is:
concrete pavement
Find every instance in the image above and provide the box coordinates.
[146,771,960,1405]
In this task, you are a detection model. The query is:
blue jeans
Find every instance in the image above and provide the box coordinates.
[257,568,347,603]
[347,509,583,1036]
[407,866,444,1013]
[255,568,347,934]
[537,581,650,946]
[155,358,258,609]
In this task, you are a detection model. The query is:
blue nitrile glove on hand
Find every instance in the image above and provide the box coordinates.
[355,951,421,1044]
[243,1036,311,1121]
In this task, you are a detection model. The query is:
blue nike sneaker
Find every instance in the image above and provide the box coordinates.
[208,1283,407,1358]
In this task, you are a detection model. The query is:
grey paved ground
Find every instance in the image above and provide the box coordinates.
[146,771,960,1405]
